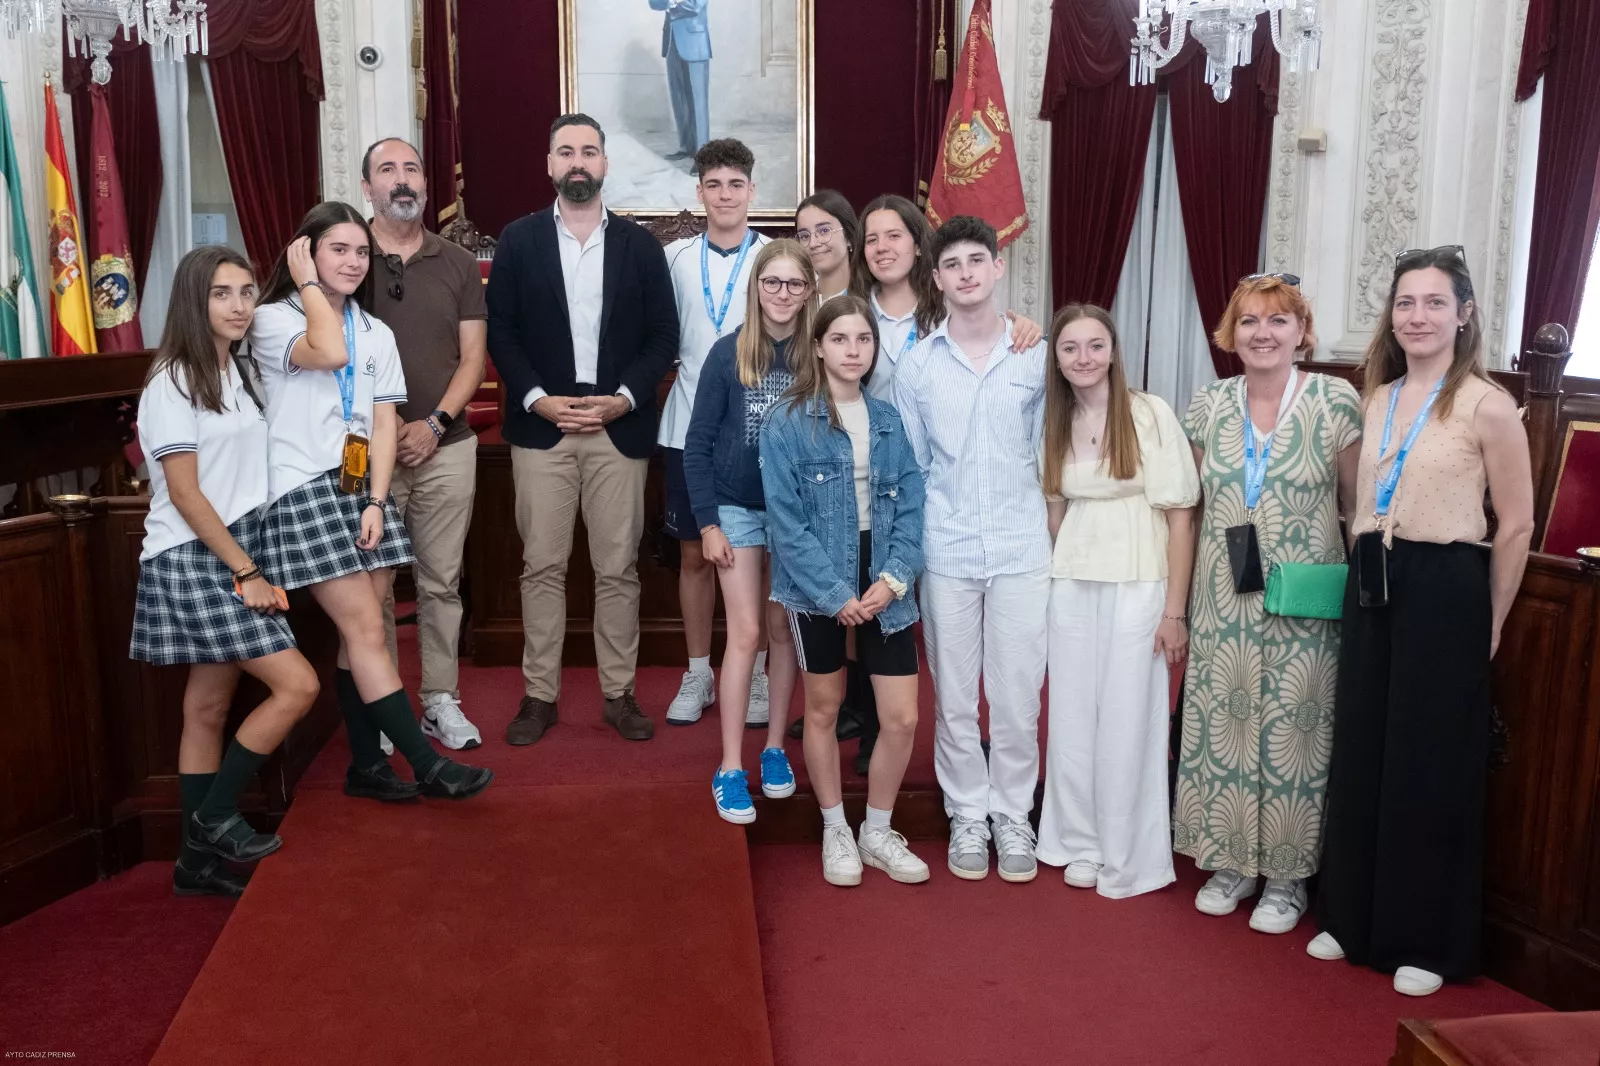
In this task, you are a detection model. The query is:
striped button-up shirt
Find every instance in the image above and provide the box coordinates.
[892,318,1051,579]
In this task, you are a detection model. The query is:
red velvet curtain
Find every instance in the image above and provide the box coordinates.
[1041,0,1156,309]
[203,0,324,270]
[913,0,958,209]
[1168,30,1279,378]
[63,44,161,293]
[814,0,919,208]
[423,0,464,231]
[1517,0,1600,348]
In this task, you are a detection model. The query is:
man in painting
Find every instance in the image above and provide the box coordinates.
[649,0,711,161]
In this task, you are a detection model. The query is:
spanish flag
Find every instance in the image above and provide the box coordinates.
[44,79,95,356]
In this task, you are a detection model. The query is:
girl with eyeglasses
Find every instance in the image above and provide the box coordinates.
[795,190,859,302]
[252,201,493,806]
[1311,247,1532,996]
[131,246,318,898]
[685,239,812,823]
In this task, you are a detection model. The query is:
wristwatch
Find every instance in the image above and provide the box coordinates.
[431,408,455,429]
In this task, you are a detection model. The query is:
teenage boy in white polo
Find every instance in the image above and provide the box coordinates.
[658,138,772,727]
[893,215,1050,884]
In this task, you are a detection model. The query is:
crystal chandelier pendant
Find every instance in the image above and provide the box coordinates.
[1130,0,1322,104]
[3,0,208,84]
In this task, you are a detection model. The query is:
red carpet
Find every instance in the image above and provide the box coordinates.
[150,784,772,1066]
[751,844,1543,1066]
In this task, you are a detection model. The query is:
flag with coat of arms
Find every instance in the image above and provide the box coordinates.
[0,80,46,359]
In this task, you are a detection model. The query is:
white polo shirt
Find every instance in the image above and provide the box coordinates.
[249,298,408,503]
[137,360,271,561]
[867,291,920,404]
[657,229,771,450]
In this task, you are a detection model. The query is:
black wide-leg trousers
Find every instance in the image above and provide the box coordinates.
[1317,537,1492,982]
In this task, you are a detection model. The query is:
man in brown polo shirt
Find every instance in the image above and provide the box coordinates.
[364,136,488,751]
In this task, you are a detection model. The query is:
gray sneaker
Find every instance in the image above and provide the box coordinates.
[990,812,1038,883]
[946,816,991,880]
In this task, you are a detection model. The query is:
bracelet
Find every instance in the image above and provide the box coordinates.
[879,571,908,600]
[425,416,444,438]
[363,496,387,512]
[234,565,263,583]
[1163,613,1188,623]
[296,279,320,292]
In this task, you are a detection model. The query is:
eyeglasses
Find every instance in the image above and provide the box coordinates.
[1394,244,1466,266]
[794,222,836,245]
[383,252,405,302]
[759,275,810,296]
[1240,272,1301,287]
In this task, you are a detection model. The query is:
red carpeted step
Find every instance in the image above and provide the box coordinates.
[151,784,773,1066]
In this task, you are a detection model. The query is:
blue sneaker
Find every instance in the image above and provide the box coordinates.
[712,768,756,824]
[760,746,796,799]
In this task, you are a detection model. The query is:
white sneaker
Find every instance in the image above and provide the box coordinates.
[665,670,714,725]
[1064,860,1102,889]
[822,823,862,886]
[1306,931,1345,960]
[1394,966,1444,997]
[858,827,930,883]
[379,733,394,756]
[990,813,1038,883]
[1195,869,1259,915]
[745,671,770,727]
[947,816,991,880]
[420,693,482,750]
[1248,877,1307,934]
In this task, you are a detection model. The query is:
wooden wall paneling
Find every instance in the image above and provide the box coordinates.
[1556,579,1600,1009]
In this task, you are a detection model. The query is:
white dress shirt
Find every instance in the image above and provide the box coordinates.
[892,317,1051,579]
[868,291,919,404]
[523,200,634,412]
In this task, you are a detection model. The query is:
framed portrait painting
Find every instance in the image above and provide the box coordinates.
[558,0,813,218]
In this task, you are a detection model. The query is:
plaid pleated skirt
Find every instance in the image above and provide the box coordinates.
[261,468,415,590]
[130,512,297,666]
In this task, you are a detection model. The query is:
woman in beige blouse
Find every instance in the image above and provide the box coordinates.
[1036,304,1199,897]
[1311,247,1533,997]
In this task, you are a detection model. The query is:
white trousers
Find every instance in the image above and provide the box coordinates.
[921,567,1049,822]
[1037,577,1175,898]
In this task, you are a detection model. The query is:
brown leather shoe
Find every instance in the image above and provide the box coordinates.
[603,692,654,741]
[506,696,558,746]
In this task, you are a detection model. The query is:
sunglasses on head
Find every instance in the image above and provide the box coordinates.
[1241,272,1300,288]
[1394,244,1465,266]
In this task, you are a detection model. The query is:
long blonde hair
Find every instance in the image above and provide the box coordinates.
[1359,247,1491,419]
[782,294,879,431]
[1041,304,1142,493]
[736,238,816,387]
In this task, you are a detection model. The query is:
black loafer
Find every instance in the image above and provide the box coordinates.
[173,855,251,898]
[418,759,494,799]
[345,761,422,802]
[190,811,282,863]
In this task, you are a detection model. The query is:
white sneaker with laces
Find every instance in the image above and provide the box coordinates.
[745,671,770,727]
[947,816,991,880]
[1195,868,1259,916]
[420,693,482,750]
[858,827,930,883]
[1394,966,1444,997]
[379,733,393,756]
[1064,860,1102,889]
[990,813,1038,883]
[665,670,714,725]
[1248,877,1307,934]
[822,824,863,886]
[1306,931,1345,960]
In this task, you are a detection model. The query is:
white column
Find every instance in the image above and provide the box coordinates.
[320,0,420,212]
[988,0,1054,326]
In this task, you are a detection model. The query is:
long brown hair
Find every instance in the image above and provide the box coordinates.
[853,194,943,337]
[783,294,879,431]
[796,189,862,297]
[1041,304,1142,493]
[736,239,815,387]
[1359,247,1490,419]
[260,201,376,311]
[146,245,262,415]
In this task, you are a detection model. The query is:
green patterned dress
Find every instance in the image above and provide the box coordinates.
[1173,373,1362,879]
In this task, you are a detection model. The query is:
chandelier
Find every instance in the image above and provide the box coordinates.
[1131,0,1321,103]
[2,1,208,85]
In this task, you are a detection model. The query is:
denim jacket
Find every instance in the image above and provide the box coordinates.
[759,393,925,634]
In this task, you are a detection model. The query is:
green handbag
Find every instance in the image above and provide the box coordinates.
[1263,562,1347,620]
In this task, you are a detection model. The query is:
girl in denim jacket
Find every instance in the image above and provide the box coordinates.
[760,295,928,887]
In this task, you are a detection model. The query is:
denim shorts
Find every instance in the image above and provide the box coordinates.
[717,505,769,549]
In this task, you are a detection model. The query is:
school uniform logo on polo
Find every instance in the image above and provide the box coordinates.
[365,357,376,376]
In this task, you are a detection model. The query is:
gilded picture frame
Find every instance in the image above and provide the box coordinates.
[557,0,814,220]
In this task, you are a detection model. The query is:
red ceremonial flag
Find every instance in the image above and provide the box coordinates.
[85,84,141,351]
[925,0,1029,248]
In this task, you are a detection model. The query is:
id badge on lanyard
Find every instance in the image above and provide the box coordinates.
[1226,369,1298,594]
[336,302,369,494]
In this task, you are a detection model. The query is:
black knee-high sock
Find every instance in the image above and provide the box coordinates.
[196,739,269,823]
[337,668,386,770]
[178,772,216,860]
[364,688,443,776]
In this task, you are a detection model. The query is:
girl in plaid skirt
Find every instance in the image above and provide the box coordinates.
[253,202,492,803]
[131,246,319,899]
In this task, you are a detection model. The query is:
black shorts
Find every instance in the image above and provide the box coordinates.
[785,530,919,677]
[662,447,698,541]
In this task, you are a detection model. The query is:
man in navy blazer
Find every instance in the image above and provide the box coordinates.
[649,0,711,159]
[487,113,679,745]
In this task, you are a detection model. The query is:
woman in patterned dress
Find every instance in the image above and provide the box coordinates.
[1174,274,1361,935]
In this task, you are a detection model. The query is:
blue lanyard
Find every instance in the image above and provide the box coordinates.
[897,324,918,360]
[701,231,754,333]
[1374,375,1444,516]
[337,301,357,427]
[1239,369,1296,513]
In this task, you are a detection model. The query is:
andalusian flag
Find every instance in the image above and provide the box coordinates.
[43,79,95,356]
[0,81,46,359]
